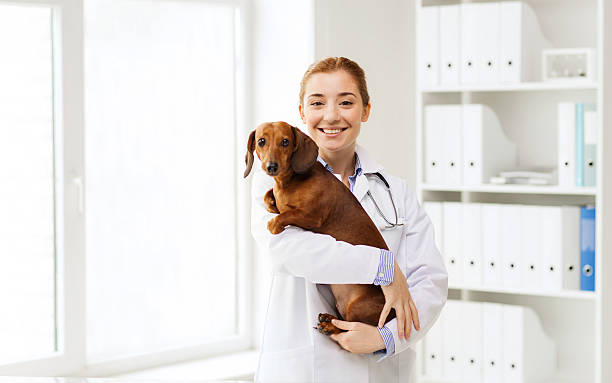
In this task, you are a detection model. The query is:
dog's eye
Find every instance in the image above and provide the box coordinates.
[281,138,290,147]
[257,138,266,147]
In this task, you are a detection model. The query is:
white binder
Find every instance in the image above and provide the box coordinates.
[477,2,501,84]
[419,6,439,87]
[462,302,483,383]
[540,206,581,291]
[500,1,551,83]
[443,202,463,286]
[501,204,522,288]
[424,304,444,379]
[557,102,576,187]
[462,203,482,286]
[423,202,444,255]
[442,105,463,185]
[462,104,517,186]
[439,5,460,86]
[502,305,556,383]
[442,300,464,380]
[482,303,504,383]
[460,3,478,84]
[424,105,446,184]
[520,205,542,290]
[482,204,503,288]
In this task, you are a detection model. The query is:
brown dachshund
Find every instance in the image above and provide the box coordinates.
[244,121,395,335]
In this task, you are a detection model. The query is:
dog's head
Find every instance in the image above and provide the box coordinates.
[243,121,319,178]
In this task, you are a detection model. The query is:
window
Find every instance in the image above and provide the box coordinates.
[84,0,244,362]
[0,0,250,376]
[0,3,57,364]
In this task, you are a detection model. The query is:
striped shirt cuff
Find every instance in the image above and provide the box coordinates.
[374,325,395,359]
[373,249,394,285]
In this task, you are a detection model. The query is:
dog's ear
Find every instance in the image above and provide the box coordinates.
[244,130,256,178]
[291,126,319,174]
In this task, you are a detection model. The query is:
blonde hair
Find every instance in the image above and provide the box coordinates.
[299,57,370,107]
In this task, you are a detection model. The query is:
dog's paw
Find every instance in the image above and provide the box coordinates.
[316,313,343,336]
[267,217,285,234]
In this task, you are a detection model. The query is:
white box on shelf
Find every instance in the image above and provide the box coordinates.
[462,203,482,286]
[482,204,503,288]
[443,202,464,286]
[520,205,543,290]
[483,303,504,383]
[462,104,517,186]
[439,5,460,86]
[419,6,440,87]
[543,48,596,82]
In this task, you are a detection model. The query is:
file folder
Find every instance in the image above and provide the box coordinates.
[442,300,464,380]
[584,105,597,187]
[460,3,478,84]
[442,106,463,185]
[575,103,585,186]
[483,303,504,383]
[520,205,542,290]
[424,106,446,184]
[439,5,460,86]
[424,304,444,378]
[462,302,483,383]
[501,204,522,288]
[462,203,482,286]
[419,6,439,87]
[477,2,500,84]
[482,204,502,288]
[557,102,576,187]
[462,104,516,186]
[580,206,596,291]
[540,206,580,291]
[443,202,464,286]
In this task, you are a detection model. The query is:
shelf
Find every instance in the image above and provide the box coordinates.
[419,183,597,196]
[420,81,599,93]
[448,284,596,300]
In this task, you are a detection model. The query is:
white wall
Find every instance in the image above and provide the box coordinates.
[314,0,416,185]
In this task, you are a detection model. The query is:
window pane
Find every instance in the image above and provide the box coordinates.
[0,4,56,363]
[85,0,237,361]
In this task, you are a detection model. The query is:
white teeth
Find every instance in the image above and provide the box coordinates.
[323,129,342,134]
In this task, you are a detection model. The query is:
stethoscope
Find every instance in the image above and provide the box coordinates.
[364,172,404,229]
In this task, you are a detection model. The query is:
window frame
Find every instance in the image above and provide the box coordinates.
[0,0,253,376]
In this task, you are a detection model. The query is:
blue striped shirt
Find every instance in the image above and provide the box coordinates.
[317,154,396,357]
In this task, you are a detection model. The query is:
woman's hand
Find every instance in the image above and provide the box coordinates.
[379,261,420,340]
[329,319,385,354]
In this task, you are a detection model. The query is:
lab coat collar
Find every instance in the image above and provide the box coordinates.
[353,145,384,202]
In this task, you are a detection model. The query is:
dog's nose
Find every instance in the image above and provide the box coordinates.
[266,162,278,175]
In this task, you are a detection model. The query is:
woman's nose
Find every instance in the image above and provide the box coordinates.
[323,104,340,123]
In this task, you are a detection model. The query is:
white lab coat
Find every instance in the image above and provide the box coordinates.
[251,144,448,383]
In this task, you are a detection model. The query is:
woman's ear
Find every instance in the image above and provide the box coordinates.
[291,126,319,174]
[298,104,306,123]
[243,130,256,178]
[361,103,371,122]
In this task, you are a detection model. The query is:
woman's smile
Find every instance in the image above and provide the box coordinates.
[318,127,348,136]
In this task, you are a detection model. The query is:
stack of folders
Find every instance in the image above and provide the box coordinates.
[424,104,516,186]
[558,102,598,187]
[423,301,556,383]
[419,1,551,87]
[423,202,596,292]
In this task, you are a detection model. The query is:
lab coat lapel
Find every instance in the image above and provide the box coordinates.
[354,144,384,202]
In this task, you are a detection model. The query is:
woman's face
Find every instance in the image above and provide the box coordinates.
[299,70,370,155]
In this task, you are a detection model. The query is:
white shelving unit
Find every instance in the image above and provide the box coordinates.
[415,0,611,382]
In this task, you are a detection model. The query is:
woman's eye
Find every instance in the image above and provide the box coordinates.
[310,101,323,106]
[281,138,289,147]
[340,100,353,105]
[257,138,266,147]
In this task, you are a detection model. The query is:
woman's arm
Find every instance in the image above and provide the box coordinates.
[251,167,387,284]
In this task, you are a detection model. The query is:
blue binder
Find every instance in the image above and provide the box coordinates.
[580,206,596,291]
[575,103,585,187]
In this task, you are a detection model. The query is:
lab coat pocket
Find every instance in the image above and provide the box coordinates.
[257,345,314,382]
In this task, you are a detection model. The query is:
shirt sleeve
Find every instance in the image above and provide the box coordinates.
[250,167,385,284]
[376,181,448,361]
[373,249,395,285]
[374,325,395,359]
